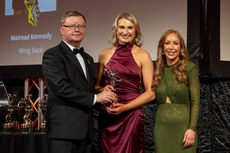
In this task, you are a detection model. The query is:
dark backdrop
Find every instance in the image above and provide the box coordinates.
[1,72,230,153]
[0,0,230,152]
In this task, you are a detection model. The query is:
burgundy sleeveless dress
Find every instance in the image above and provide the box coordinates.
[99,43,145,153]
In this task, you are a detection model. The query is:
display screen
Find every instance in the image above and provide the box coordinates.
[0,0,187,66]
[220,0,230,61]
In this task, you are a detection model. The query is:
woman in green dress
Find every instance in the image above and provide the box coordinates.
[152,29,200,153]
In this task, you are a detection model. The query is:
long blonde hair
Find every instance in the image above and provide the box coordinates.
[110,12,142,47]
[152,29,189,89]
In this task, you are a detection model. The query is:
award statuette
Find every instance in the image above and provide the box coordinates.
[104,68,122,104]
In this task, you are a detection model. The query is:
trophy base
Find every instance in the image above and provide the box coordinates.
[21,123,32,133]
[39,122,46,133]
[3,123,14,133]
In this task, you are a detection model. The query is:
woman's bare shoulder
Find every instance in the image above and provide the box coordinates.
[132,45,151,58]
[98,47,116,64]
[100,47,115,56]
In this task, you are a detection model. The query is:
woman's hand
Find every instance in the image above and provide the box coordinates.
[106,103,128,116]
[103,85,116,92]
[95,84,115,93]
[183,129,195,148]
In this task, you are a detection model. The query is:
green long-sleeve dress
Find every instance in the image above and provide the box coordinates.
[154,61,200,153]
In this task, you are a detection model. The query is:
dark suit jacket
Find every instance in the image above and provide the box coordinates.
[42,41,95,140]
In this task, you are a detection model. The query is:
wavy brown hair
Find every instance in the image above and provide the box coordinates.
[152,29,189,89]
[110,12,142,47]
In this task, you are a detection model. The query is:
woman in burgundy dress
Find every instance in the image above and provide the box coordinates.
[95,12,155,153]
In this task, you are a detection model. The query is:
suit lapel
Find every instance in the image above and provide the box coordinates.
[59,42,88,82]
[83,54,92,83]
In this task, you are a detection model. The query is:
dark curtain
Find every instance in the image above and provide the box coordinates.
[187,0,230,153]
[188,0,230,78]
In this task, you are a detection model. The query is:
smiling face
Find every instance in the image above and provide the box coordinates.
[116,18,136,45]
[60,16,85,48]
[163,33,181,65]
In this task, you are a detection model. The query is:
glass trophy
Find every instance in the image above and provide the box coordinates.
[104,68,122,106]
[0,81,9,107]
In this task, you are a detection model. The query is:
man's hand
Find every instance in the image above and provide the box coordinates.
[96,90,117,104]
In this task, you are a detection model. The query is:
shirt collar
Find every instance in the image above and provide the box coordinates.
[63,40,81,51]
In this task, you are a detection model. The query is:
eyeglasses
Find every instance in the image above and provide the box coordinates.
[62,25,86,30]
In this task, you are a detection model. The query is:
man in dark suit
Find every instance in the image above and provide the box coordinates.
[42,11,117,153]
